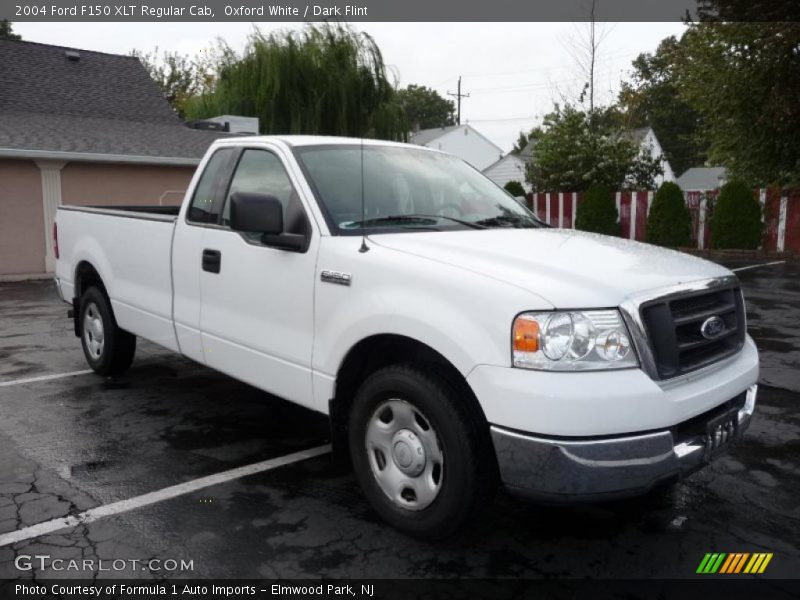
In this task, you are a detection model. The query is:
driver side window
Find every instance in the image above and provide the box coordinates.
[221,150,296,228]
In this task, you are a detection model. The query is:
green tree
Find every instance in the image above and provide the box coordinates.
[710,180,762,249]
[511,129,539,155]
[0,20,21,40]
[646,181,692,247]
[132,48,201,119]
[396,85,454,130]
[526,104,663,192]
[678,22,800,185]
[575,183,619,236]
[185,24,406,140]
[627,145,668,191]
[503,181,526,197]
[618,36,706,175]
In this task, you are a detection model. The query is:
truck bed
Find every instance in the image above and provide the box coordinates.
[55,204,180,352]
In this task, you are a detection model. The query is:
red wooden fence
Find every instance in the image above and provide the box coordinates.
[527,188,800,253]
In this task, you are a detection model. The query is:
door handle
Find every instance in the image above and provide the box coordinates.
[202,249,221,274]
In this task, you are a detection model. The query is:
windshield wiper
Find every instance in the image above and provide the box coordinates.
[344,215,441,231]
[474,214,540,228]
[404,214,486,229]
[348,214,484,230]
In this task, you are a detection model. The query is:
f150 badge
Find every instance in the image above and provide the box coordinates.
[321,270,352,286]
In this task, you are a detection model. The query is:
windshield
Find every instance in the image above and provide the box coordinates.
[293,144,544,234]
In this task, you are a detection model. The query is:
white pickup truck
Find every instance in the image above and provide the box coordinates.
[54,136,759,539]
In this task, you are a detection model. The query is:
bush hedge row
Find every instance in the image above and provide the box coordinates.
[571,180,763,249]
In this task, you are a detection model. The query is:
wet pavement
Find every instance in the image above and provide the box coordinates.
[0,261,798,582]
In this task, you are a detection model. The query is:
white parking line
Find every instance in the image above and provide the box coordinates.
[0,444,331,547]
[0,369,93,388]
[731,260,786,273]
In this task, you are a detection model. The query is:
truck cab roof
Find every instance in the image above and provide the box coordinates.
[211,134,428,150]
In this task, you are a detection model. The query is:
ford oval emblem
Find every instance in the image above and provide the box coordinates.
[701,316,726,339]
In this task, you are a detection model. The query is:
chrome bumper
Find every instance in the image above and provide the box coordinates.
[491,385,757,502]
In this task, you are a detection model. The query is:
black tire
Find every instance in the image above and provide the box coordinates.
[79,286,136,375]
[348,364,497,540]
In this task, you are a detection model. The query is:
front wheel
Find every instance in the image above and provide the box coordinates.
[79,287,136,375]
[348,364,497,539]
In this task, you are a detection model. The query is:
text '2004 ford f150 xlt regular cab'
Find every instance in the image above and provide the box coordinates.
[54,136,759,539]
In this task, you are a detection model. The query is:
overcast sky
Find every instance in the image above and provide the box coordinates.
[15,22,685,152]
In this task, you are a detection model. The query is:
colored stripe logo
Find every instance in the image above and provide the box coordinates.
[697,552,773,574]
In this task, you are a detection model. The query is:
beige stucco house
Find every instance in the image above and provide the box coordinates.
[0,39,232,278]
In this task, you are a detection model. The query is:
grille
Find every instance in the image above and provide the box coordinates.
[640,285,746,379]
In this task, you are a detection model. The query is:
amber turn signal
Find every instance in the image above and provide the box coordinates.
[513,317,540,353]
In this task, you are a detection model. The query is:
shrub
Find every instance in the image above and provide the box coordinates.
[575,183,619,235]
[504,180,526,197]
[646,181,692,247]
[710,181,762,249]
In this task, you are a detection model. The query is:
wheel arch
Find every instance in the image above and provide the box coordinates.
[75,260,108,299]
[328,333,489,466]
[71,260,108,337]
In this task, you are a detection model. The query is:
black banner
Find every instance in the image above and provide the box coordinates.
[3,0,800,23]
[2,579,800,600]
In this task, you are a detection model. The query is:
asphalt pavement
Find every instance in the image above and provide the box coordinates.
[0,260,798,581]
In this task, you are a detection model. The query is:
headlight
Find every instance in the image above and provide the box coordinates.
[512,310,638,371]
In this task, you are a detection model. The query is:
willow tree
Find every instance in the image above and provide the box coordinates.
[185,25,406,140]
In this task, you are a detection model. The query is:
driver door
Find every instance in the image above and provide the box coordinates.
[199,146,318,408]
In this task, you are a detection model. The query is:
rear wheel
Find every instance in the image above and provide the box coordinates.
[79,287,136,375]
[348,364,497,539]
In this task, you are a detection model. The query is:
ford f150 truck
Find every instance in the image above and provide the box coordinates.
[54,136,759,539]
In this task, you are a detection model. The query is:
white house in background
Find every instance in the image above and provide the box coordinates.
[676,167,727,191]
[410,124,503,171]
[631,126,675,185]
[483,153,529,191]
[482,139,536,192]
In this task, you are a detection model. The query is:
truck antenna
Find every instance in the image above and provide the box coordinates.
[358,133,369,253]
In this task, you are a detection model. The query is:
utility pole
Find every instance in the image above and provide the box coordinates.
[447,76,470,125]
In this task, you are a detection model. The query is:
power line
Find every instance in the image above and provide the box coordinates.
[456,67,628,96]
[457,49,643,80]
[429,75,457,88]
[424,50,641,97]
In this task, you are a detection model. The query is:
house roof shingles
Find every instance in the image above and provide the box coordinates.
[0,39,228,163]
[0,111,227,162]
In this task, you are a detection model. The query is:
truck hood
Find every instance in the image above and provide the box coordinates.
[371,228,732,308]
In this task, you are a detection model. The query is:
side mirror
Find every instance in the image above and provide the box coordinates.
[515,195,528,206]
[229,192,307,252]
[230,192,283,234]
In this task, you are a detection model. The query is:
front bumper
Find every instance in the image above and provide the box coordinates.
[491,384,757,502]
